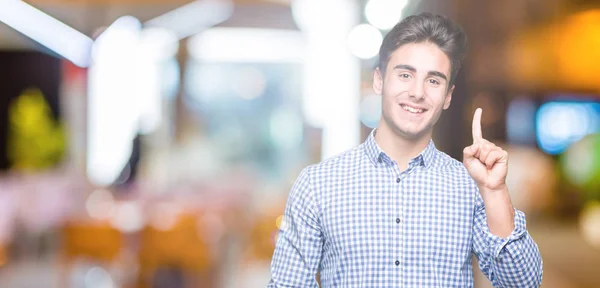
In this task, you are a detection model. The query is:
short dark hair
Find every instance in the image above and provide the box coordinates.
[377,12,468,87]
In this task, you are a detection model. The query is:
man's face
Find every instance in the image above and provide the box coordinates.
[373,41,454,140]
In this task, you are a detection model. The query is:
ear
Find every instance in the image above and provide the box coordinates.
[443,85,454,110]
[373,67,383,95]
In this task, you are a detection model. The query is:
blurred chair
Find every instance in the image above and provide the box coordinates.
[233,205,282,288]
[246,214,279,263]
[0,243,6,268]
[242,200,284,264]
[62,221,123,261]
[60,220,124,286]
[137,213,214,288]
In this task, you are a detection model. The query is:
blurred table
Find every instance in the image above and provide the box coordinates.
[474,217,600,288]
[529,218,600,288]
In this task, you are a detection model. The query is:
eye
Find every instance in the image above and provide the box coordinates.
[399,73,411,79]
[428,78,440,85]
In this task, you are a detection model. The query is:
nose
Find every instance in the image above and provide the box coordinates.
[408,81,425,100]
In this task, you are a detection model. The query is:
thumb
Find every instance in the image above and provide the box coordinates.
[463,144,479,166]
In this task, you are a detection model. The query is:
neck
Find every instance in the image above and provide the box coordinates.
[374,121,432,170]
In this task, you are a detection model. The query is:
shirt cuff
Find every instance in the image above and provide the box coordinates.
[484,208,528,259]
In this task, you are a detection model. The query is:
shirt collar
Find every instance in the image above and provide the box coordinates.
[364,129,386,166]
[419,139,437,168]
[364,128,437,168]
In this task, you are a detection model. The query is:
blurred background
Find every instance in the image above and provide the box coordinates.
[0,0,599,287]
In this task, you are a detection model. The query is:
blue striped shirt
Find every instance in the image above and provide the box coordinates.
[268,129,543,287]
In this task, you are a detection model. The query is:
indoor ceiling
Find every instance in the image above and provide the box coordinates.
[0,0,296,49]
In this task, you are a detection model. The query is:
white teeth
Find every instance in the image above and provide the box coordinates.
[401,104,424,113]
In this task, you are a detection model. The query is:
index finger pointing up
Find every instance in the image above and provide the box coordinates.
[472,108,483,143]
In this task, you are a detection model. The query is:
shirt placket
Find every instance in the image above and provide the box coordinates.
[397,159,420,287]
[390,161,406,283]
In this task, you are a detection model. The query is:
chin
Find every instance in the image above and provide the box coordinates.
[381,113,431,140]
[393,125,428,140]
[401,130,427,140]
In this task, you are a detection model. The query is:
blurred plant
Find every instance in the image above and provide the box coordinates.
[560,133,600,202]
[579,200,600,250]
[7,87,66,171]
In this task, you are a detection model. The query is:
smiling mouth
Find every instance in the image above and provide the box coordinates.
[400,104,426,114]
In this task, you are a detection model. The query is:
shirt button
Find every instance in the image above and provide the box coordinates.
[396,218,401,224]
[396,177,400,183]
[395,260,400,266]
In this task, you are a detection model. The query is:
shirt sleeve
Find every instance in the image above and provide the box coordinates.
[472,191,543,287]
[268,167,323,288]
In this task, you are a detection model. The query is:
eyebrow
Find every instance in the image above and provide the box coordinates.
[393,64,448,81]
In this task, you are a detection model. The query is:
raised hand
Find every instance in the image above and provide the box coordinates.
[463,108,508,192]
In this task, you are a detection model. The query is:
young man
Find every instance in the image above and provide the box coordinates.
[268,13,543,287]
